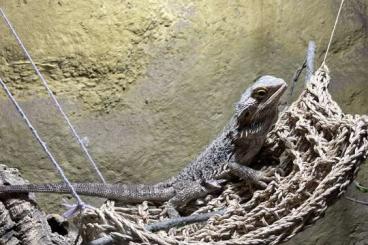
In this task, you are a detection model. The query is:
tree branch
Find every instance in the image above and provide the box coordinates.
[287,40,316,105]
[145,209,225,232]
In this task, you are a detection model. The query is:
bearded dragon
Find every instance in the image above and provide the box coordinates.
[0,76,287,216]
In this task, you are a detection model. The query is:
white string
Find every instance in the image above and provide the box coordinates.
[322,0,345,65]
[0,77,85,207]
[0,8,106,184]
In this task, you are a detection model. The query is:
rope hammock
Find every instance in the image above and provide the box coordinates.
[79,65,368,244]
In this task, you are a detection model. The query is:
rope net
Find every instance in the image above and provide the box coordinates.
[79,65,368,244]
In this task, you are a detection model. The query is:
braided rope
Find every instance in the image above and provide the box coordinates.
[79,65,368,244]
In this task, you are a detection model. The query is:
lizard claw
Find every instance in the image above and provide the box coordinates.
[204,179,227,191]
[195,199,205,205]
[163,203,181,218]
[252,171,275,189]
[228,161,274,189]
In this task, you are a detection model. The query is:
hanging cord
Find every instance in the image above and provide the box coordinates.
[0,8,106,184]
[0,77,86,212]
[322,0,345,65]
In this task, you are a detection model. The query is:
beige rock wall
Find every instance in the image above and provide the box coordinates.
[0,0,367,244]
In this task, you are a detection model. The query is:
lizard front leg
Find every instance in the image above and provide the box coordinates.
[165,181,209,217]
[228,161,274,188]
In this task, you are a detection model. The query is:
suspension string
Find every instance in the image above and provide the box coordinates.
[0,77,85,207]
[0,8,106,184]
[322,0,345,65]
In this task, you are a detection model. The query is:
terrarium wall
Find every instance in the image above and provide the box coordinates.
[0,1,367,244]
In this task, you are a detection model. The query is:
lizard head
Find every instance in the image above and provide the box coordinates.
[235,75,287,136]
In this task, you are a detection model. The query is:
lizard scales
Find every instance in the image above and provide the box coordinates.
[0,76,287,213]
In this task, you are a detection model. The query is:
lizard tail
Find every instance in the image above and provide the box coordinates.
[0,183,175,203]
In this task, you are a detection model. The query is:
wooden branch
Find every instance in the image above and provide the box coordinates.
[344,196,368,206]
[87,236,114,245]
[145,209,226,232]
[287,59,306,105]
[287,40,316,105]
[0,164,73,245]
[305,41,316,83]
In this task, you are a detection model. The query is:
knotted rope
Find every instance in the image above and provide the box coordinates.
[79,65,368,244]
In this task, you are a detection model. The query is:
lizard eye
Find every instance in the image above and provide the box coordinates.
[253,88,268,99]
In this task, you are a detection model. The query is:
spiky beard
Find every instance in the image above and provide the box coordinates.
[237,121,265,138]
[235,106,277,140]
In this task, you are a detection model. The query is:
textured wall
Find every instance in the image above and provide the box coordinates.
[0,0,367,244]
